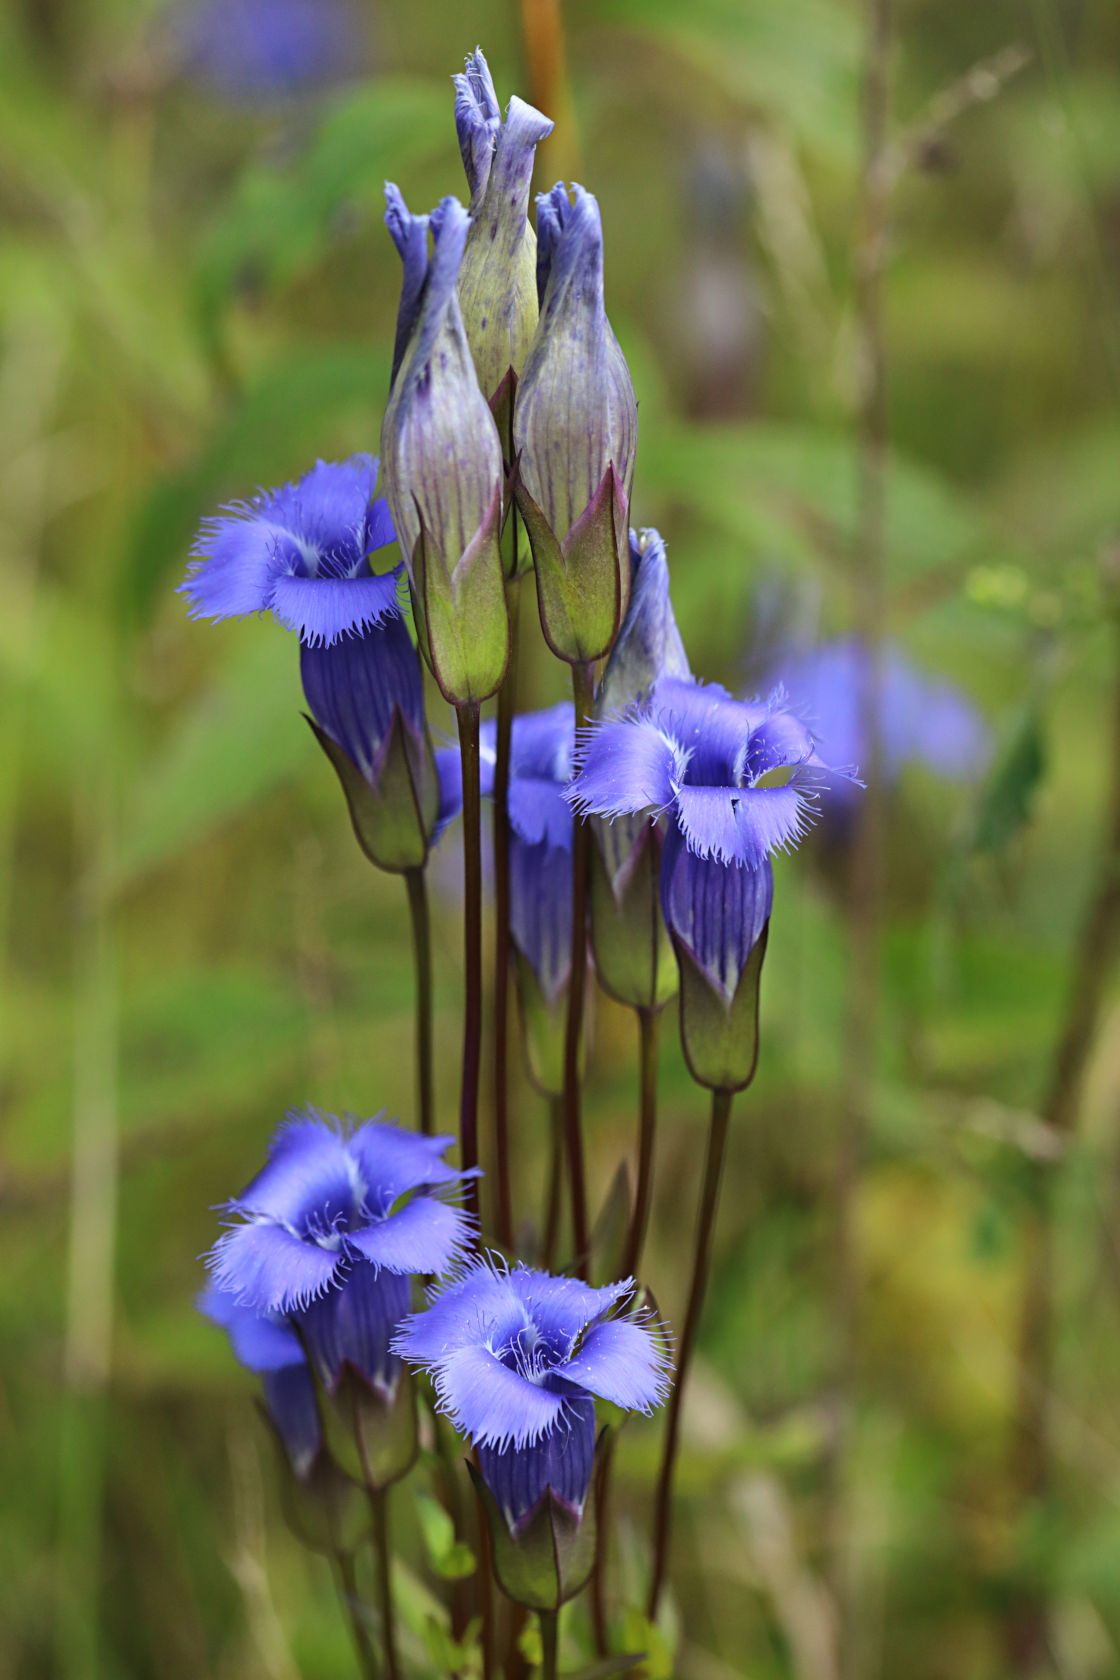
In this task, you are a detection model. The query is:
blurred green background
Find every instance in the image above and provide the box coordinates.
[3,0,1120,1675]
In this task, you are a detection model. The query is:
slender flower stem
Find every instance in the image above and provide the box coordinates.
[539,1607,559,1680]
[647,1087,734,1619]
[589,1434,616,1656]
[404,867,434,1136]
[368,1492,399,1680]
[622,1007,660,1280]
[334,1549,380,1680]
[457,703,483,1225]
[563,661,595,1279]
[543,1093,564,1269]
[492,577,521,1249]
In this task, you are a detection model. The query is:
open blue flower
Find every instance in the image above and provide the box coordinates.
[481,702,575,1005]
[206,1110,477,1395]
[394,1259,670,1531]
[570,676,856,870]
[199,1286,321,1476]
[180,454,401,646]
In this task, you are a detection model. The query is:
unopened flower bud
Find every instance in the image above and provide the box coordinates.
[453,49,554,420]
[513,183,638,664]
[381,187,509,704]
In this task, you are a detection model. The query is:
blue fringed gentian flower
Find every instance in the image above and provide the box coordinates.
[206,1110,477,1399]
[453,49,554,408]
[512,184,639,663]
[394,1261,669,1552]
[380,189,509,704]
[180,453,400,643]
[570,676,860,1088]
[181,454,452,871]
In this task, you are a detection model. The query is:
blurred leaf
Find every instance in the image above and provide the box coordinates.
[597,0,860,160]
[970,700,1047,854]
[116,630,305,883]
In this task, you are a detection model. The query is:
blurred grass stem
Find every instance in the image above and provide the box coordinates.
[56,770,119,1680]
[457,703,484,1222]
[1007,607,1120,1669]
[518,0,579,181]
[563,662,595,1279]
[828,1,892,1671]
[539,1606,559,1680]
[647,1086,733,1618]
[405,868,434,1136]
[334,1549,379,1680]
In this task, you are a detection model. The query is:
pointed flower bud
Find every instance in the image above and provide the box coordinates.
[381,188,509,705]
[453,49,554,409]
[513,184,639,663]
[590,529,690,1009]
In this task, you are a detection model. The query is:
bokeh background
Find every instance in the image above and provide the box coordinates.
[4,0,1120,1675]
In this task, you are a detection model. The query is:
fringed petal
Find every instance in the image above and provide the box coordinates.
[179,515,291,621]
[568,713,683,820]
[453,47,501,201]
[230,1113,355,1231]
[393,1264,527,1364]
[348,1194,474,1276]
[674,780,815,868]
[271,567,403,646]
[346,1120,466,1216]
[430,1342,566,1449]
[208,1221,341,1314]
[506,1270,634,1350]
[557,1316,671,1413]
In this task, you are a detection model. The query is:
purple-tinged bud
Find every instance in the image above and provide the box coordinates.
[301,610,451,873]
[453,49,554,413]
[590,529,689,1010]
[597,529,690,716]
[381,187,509,705]
[476,1395,596,1535]
[661,826,771,1092]
[513,184,639,664]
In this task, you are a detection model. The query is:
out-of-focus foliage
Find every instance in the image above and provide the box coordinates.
[2,0,1120,1676]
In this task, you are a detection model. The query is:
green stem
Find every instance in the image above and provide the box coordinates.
[334,1549,380,1680]
[369,1492,399,1680]
[647,1087,734,1619]
[492,576,521,1249]
[405,868,434,1136]
[457,703,483,1224]
[563,661,594,1278]
[539,1607,559,1680]
[543,1094,564,1269]
[622,1007,660,1280]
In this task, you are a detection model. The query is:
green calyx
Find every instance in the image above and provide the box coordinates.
[467,1459,599,1611]
[257,1404,371,1558]
[318,1363,419,1494]
[515,464,628,665]
[307,706,440,875]
[674,923,769,1093]
[411,483,510,704]
[590,822,677,1012]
